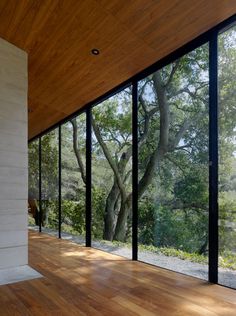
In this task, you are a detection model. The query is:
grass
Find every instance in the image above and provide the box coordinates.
[138,244,208,265]
[219,251,236,270]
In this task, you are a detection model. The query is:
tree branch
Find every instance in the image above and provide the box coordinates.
[169,119,191,151]
[164,60,180,87]
[138,71,170,198]
[171,85,208,104]
[91,115,127,200]
[70,118,86,185]
[153,71,169,153]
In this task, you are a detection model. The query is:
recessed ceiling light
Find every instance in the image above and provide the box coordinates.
[91,48,100,55]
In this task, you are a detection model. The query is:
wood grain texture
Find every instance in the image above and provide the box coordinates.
[0,1,235,138]
[0,230,235,315]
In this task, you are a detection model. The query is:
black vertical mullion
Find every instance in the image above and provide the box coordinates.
[132,82,138,260]
[86,108,92,247]
[58,126,62,238]
[39,137,42,233]
[209,33,218,284]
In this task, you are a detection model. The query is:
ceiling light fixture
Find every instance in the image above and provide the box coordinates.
[91,48,100,55]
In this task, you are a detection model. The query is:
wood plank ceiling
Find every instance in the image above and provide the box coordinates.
[0,0,235,139]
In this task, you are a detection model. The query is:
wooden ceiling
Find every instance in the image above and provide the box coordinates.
[0,0,235,139]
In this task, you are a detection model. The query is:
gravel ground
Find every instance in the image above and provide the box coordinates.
[29,225,236,289]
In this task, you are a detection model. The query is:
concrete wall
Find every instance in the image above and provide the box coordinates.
[0,38,28,269]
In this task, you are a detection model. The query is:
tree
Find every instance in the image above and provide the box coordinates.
[88,44,209,244]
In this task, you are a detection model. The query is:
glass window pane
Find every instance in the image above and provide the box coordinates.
[28,140,39,228]
[218,25,236,289]
[41,129,59,233]
[92,87,132,259]
[138,44,209,280]
[61,114,86,244]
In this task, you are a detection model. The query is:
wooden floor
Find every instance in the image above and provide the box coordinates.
[0,231,236,316]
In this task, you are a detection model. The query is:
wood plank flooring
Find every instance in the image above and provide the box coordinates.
[0,230,235,315]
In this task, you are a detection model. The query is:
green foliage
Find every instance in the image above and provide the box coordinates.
[28,140,39,199]
[139,244,208,265]
[174,167,208,208]
[219,251,236,270]
[41,131,59,201]
[42,200,58,229]
[28,215,35,225]
[91,187,107,239]
[61,200,85,235]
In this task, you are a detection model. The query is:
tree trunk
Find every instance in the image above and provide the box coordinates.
[103,181,120,240]
[198,238,208,255]
[103,150,132,241]
[113,197,131,241]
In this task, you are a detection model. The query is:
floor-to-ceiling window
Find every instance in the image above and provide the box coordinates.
[218,24,236,289]
[61,114,86,244]
[91,88,132,258]
[138,44,209,279]
[41,129,59,232]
